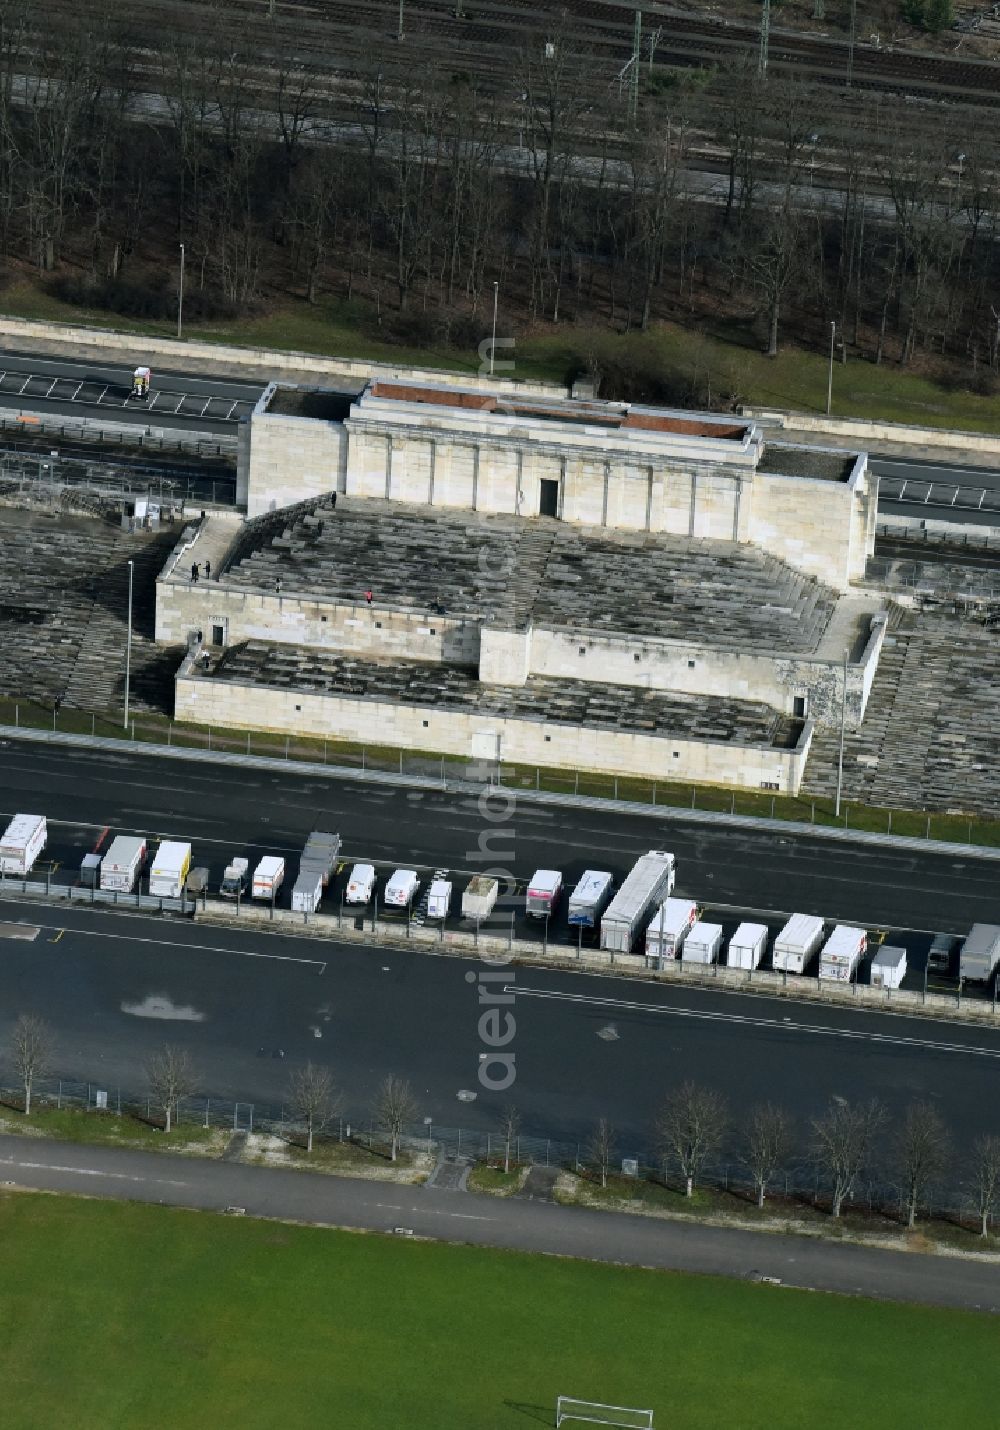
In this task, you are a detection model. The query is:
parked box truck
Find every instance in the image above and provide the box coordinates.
[427,879,452,920]
[818,924,867,982]
[291,869,324,913]
[646,897,698,965]
[301,832,341,885]
[148,840,192,899]
[526,869,562,919]
[384,869,420,909]
[567,870,613,928]
[682,920,724,965]
[462,875,499,922]
[0,813,47,875]
[870,944,907,989]
[728,921,769,971]
[959,924,1000,983]
[219,857,249,899]
[600,850,676,955]
[773,913,824,974]
[252,855,285,901]
[99,834,147,893]
[345,863,376,904]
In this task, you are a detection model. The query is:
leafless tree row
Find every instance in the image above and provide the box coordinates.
[573,1083,1000,1236]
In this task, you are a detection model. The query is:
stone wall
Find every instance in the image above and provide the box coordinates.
[175,660,814,794]
[748,459,873,589]
[245,410,349,518]
[476,617,887,727]
[744,405,1000,461]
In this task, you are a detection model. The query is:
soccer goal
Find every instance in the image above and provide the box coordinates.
[555,1397,654,1429]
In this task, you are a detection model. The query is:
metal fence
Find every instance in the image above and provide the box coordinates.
[2,1075,990,1227]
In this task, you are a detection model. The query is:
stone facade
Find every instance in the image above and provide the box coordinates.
[175,656,815,795]
[244,403,348,518]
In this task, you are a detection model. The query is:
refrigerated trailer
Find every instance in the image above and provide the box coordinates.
[148,841,192,899]
[870,944,907,989]
[727,922,769,971]
[567,870,613,928]
[599,850,676,955]
[0,813,47,875]
[682,920,724,965]
[818,924,867,982]
[645,897,698,966]
[772,913,824,974]
[99,835,147,893]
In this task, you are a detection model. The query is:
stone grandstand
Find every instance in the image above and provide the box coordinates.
[206,641,802,749]
[217,495,841,657]
[0,504,178,715]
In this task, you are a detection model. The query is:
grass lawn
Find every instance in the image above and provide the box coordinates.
[5,275,1000,431]
[0,1194,997,1429]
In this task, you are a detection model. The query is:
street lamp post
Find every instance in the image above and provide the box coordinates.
[490,281,499,377]
[826,320,836,415]
[123,558,134,731]
[177,243,186,340]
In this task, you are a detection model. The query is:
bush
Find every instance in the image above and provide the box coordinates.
[49,273,242,323]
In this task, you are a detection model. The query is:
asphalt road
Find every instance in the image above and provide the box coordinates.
[871,456,1000,528]
[1,1133,997,1313]
[1,893,998,1153]
[0,349,262,437]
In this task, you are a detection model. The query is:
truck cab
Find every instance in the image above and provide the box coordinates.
[220,857,249,898]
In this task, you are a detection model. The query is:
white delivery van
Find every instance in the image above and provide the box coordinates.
[252,855,285,901]
[99,835,147,893]
[818,924,867,982]
[526,869,562,918]
[384,869,420,909]
[772,913,825,974]
[462,875,499,921]
[646,898,698,965]
[727,922,769,971]
[682,920,724,965]
[427,879,452,920]
[346,863,377,904]
[148,840,192,899]
[0,813,47,875]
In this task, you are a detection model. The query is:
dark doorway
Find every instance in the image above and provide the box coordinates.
[793,695,807,718]
[212,624,226,647]
[539,478,559,518]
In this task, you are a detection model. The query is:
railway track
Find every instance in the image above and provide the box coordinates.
[32,0,1000,111]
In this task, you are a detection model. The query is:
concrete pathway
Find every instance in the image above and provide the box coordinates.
[1,1134,998,1314]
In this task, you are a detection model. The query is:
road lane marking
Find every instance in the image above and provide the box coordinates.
[6,920,326,970]
[1,1157,189,1187]
[511,986,1000,1059]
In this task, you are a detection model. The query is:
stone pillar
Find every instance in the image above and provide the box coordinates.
[479,625,533,686]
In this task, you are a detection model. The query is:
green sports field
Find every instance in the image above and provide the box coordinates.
[0,1194,994,1429]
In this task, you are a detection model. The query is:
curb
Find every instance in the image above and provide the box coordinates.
[2,724,999,862]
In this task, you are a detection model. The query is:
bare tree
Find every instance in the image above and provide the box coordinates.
[289,1062,339,1154]
[498,1104,521,1175]
[9,1014,53,1117]
[894,1102,949,1228]
[969,1135,1000,1239]
[146,1045,196,1134]
[655,1081,728,1198]
[373,1075,417,1162]
[586,1117,617,1190]
[742,1103,794,1209]
[810,1097,885,1218]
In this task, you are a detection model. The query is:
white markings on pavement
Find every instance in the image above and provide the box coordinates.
[0,921,39,940]
[12,920,326,970]
[0,1157,189,1187]
[121,995,206,1021]
[511,985,1000,1059]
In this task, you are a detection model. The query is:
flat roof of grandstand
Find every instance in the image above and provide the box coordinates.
[219,497,837,654]
[759,444,857,483]
[365,381,751,441]
[204,642,803,749]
